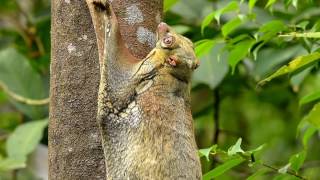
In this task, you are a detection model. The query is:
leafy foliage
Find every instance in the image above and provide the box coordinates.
[165,0,320,179]
[203,157,244,179]
[0,0,50,178]
[6,119,48,160]
[259,52,320,85]
[304,103,320,128]
[0,48,48,119]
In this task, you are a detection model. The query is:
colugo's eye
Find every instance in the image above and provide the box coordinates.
[163,36,173,44]
[161,35,175,48]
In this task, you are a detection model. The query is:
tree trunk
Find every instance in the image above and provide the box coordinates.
[49,0,105,179]
[49,0,164,179]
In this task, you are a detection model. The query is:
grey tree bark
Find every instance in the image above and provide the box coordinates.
[49,0,163,179]
[49,0,105,179]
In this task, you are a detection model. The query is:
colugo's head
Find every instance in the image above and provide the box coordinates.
[156,22,199,72]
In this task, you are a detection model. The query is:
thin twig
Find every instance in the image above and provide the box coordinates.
[14,0,46,57]
[278,32,320,38]
[213,89,220,144]
[260,162,307,180]
[34,35,46,56]
[0,81,49,106]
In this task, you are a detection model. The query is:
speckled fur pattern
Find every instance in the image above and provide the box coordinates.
[99,74,201,179]
[98,60,201,179]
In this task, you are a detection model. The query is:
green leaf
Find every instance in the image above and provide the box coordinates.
[299,91,320,105]
[259,20,285,33]
[292,0,298,8]
[247,144,266,154]
[247,168,270,180]
[228,138,244,156]
[289,151,306,173]
[259,52,320,85]
[265,0,278,8]
[228,39,255,73]
[302,125,317,148]
[249,0,258,12]
[195,39,215,58]
[198,145,217,161]
[203,157,244,180]
[252,42,265,61]
[258,20,287,42]
[193,43,229,89]
[296,21,309,30]
[6,119,48,160]
[228,34,251,45]
[253,45,305,79]
[201,1,239,33]
[0,48,48,119]
[164,0,179,12]
[0,158,26,171]
[222,17,243,37]
[304,103,320,129]
[216,1,239,23]
[201,12,216,34]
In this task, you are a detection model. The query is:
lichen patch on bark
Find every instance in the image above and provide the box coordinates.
[137,27,156,48]
[67,43,76,53]
[125,4,144,25]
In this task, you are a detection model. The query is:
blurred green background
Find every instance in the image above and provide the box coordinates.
[0,0,320,179]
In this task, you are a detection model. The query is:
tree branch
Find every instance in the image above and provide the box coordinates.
[0,81,49,106]
[260,162,307,180]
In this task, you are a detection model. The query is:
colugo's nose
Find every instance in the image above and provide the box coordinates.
[158,22,169,34]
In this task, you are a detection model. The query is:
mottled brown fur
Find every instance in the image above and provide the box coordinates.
[89,1,201,179]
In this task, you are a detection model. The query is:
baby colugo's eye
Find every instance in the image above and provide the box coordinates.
[162,35,175,47]
[163,36,173,44]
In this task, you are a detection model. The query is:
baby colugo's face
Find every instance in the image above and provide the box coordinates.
[156,22,199,82]
[157,22,199,70]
